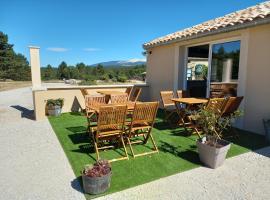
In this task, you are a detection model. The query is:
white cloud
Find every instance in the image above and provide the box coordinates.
[83,48,101,52]
[46,47,69,52]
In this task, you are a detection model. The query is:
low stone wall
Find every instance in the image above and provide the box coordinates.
[32,84,149,120]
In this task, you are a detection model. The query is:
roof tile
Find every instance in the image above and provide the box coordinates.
[144,1,270,48]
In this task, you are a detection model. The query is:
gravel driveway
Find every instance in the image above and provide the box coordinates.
[0,86,84,200]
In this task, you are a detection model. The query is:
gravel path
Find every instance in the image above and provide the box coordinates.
[0,87,84,200]
[96,146,270,200]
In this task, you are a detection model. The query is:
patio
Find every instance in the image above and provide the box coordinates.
[48,110,269,199]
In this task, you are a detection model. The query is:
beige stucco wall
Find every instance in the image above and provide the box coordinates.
[146,24,270,134]
[243,24,270,134]
[33,85,149,120]
[146,44,175,101]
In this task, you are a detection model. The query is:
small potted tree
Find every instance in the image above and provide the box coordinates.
[82,160,112,195]
[191,107,242,169]
[46,98,64,116]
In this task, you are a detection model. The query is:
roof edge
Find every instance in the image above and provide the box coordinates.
[143,17,270,50]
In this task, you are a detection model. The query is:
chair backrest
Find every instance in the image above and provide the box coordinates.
[160,91,174,107]
[85,95,106,108]
[129,87,142,102]
[205,98,228,115]
[131,102,159,127]
[111,93,128,104]
[97,105,127,133]
[221,96,243,117]
[80,88,89,97]
[177,90,188,98]
[125,87,133,99]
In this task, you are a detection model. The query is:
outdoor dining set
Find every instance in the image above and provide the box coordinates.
[82,87,243,162]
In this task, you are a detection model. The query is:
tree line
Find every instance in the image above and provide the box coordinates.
[0,31,146,84]
[41,62,146,84]
[0,32,31,81]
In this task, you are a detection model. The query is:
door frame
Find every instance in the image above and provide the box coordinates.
[183,36,242,97]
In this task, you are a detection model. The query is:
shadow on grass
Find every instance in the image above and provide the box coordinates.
[70,112,84,116]
[224,128,269,151]
[159,141,200,165]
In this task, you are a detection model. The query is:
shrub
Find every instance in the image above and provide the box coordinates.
[83,160,111,178]
[46,98,64,109]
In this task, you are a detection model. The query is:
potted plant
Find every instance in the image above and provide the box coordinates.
[82,160,112,195]
[46,98,64,116]
[190,107,242,169]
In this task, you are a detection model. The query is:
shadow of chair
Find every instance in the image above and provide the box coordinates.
[159,141,201,165]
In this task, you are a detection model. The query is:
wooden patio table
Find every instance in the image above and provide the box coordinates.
[171,98,208,137]
[97,90,126,103]
[89,101,136,114]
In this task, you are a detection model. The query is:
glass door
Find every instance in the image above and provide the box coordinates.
[185,44,209,97]
[209,40,241,97]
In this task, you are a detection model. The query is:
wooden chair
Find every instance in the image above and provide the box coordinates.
[160,91,177,124]
[125,87,133,100]
[85,95,106,118]
[219,96,244,137]
[221,96,243,117]
[177,90,188,98]
[129,87,142,102]
[111,93,128,104]
[189,98,228,138]
[125,102,159,158]
[80,88,89,97]
[90,105,129,162]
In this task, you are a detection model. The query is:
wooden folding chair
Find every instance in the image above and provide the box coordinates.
[219,96,244,137]
[125,87,133,100]
[80,88,89,97]
[90,105,129,162]
[85,95,106,131]
[129,87,142,102]
[177,90,188,98]
[111,93,128,104]
[189,98,228,138]
[125,102,159,158]
[221,96,243,117]
[160,91,177,124]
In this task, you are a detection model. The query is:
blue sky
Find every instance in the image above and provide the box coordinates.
[1,0,264,67]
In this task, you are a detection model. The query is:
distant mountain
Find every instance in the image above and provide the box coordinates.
[91,58,146,67]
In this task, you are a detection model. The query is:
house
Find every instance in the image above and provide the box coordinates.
[143,1,270,134]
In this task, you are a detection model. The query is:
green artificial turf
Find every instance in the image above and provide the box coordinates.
[48,111,269,199]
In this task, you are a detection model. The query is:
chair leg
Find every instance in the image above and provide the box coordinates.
[149,133,159,152]
[127,137,135,157]
[91,134,100,161]
[120,135,129,160]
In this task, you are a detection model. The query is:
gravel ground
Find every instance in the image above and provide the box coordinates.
[96,147,270,200]
[0,86,84,200]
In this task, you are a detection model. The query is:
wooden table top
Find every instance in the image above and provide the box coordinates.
[90,102,136,113]
[171,98,208,105]
[97,90,126,95]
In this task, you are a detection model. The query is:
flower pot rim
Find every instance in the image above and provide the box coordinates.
[82,171,112,179]
[197,136,231,148]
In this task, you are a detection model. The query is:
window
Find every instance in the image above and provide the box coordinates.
[210,41,240,82]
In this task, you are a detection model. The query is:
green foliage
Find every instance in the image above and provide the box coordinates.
[46,98,64,108]
[189,105,243,140]
[0,31,30,81]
